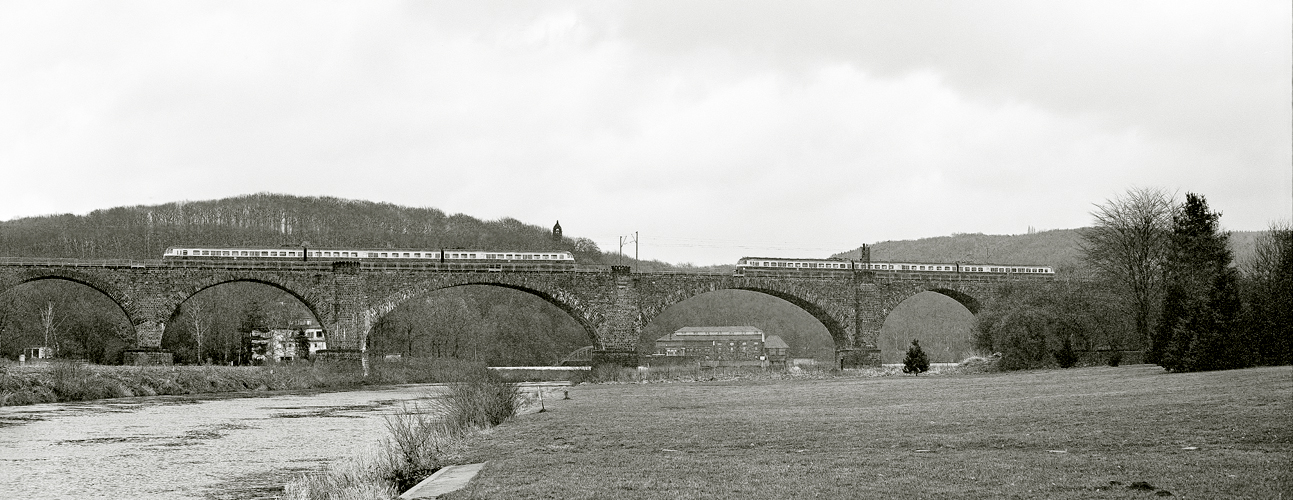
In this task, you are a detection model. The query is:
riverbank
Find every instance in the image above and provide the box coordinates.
[451,365,1292,499]
[0,358,488,406]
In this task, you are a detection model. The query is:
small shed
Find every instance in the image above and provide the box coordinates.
[764,335,789,368]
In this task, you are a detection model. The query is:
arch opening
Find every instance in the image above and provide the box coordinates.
[929,288,982,315]
[0,278,134,364]
[163,280,322,365]
[641,289,837,366]
[880,291,977,364]
[368,284,597,366]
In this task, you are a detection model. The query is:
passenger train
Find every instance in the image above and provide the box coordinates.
[162,246,576,268]
[734,257,1052,276]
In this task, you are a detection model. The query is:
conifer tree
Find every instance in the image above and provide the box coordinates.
[1155,193,1243,372]
[903,339,930,375]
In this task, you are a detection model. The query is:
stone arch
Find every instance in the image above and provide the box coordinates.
[366,274,602,352]
[0,268,139,343]
[162,274,329,335]
[880,283,987,321]
[873,282,994,364]
[637,277,854,350]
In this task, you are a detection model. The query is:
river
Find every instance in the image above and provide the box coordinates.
[0,385,466,500]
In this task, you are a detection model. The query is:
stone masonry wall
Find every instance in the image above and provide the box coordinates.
[0,261,1053,368]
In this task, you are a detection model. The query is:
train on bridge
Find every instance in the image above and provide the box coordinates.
[159,246,1050,277]
[162,246,576,270]
[734,257,1052,277]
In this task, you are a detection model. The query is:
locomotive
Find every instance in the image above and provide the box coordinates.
[734,257,1052,276]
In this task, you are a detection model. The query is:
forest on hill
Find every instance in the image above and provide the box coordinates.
[0,193,596,261]
[836,229,1262,275]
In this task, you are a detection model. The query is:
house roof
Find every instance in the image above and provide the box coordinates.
[673,326,763,335]
[657,326,766,343]
[764,335,789,349]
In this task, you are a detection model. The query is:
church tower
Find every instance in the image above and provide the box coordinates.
[552,220,563,241]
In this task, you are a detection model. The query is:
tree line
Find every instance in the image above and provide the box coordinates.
[974,187,1290,371]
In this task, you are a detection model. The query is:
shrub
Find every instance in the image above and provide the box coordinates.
[976,309,1057,370]
[284,455,397,500]
[902,340,930,375]
[1053,336,1078,368]
[438,372,521,430]
[1107,351,1123,367]
[378,404,455,493]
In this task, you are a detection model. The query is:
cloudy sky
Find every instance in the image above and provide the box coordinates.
[2,1,1289,265]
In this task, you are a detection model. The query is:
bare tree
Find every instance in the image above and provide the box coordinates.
[40,301,62,356]
[1244,220,1292,281]
[1079,187,1176,350]
[190,302,208,364]
[1242,220,1293,366]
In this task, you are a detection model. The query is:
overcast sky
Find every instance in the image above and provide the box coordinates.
[2,1,1289,265]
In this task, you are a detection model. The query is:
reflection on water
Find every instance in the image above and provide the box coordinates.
[0,386,450,500]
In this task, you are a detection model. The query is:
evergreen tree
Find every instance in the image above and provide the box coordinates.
[903,339,930,375]
[1155,193,1243,372]
[1053,334,1078,368]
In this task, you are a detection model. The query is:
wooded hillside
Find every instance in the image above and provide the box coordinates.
[0,193,628,264]
[835,229,1261,274]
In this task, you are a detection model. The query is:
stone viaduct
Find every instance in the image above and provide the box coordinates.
[0,259,1052,366]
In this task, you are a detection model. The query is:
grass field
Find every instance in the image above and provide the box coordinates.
[451,365,1291,499]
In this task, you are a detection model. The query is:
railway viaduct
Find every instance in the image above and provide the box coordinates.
[0,259,1053,366]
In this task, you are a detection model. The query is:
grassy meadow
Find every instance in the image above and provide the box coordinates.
[451,365,1291,499]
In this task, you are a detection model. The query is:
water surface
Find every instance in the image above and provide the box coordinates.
[0,385,451,500]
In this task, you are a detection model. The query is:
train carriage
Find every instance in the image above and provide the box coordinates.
[734,257,1052,277]
[162,246,576,270]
